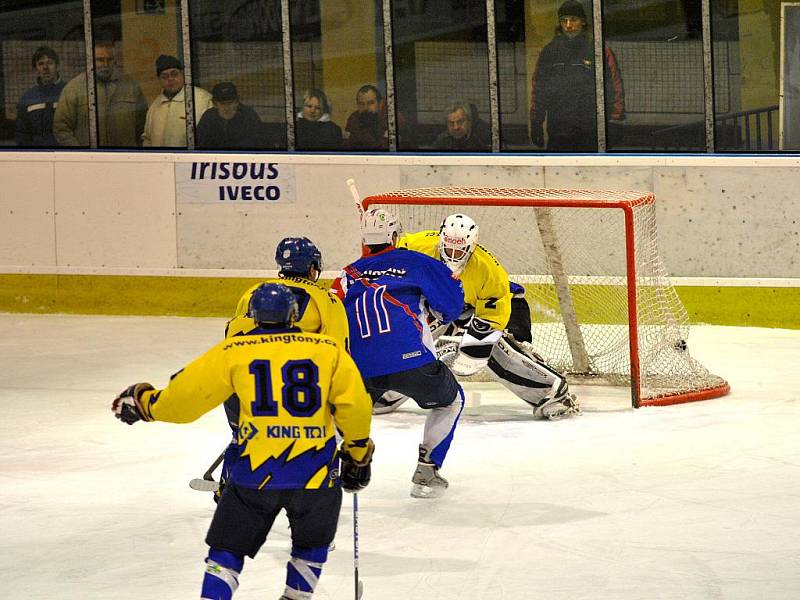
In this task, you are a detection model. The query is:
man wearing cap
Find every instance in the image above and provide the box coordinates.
[53,40,147,147]
[16,47,65,147]
[142,54,213,147]
[529,0,625,152]
[196,81,266,149]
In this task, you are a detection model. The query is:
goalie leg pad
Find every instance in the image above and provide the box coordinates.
[487,335,579,418]
[201,548,243,600]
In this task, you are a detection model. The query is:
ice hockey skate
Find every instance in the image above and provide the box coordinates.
[411,445,449,499]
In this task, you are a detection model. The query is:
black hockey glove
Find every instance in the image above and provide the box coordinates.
[340,439,375,493]
[112,383,154,425]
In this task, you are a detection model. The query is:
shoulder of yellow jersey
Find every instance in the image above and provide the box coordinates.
[280,276,344,305]
[398,229,440,256]
[224,328,343,351]
[473,243,504,268]
[279,275,328,293]
[461,243,509,286]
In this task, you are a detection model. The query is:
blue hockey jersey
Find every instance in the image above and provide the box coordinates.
[334,247,464,378]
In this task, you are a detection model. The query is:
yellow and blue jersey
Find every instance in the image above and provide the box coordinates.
[137,327,372,490]
[225,276,349,351]
[398,230,512,330]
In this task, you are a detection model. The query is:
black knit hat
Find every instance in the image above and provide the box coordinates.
[558,0,587,21]
[212,81,239,102]
[155,54,183,75]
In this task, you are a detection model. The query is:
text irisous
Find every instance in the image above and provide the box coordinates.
[190,161,282,201]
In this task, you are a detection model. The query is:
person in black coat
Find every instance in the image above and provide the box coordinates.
[529,0,625,152]
[295,88,342,150]
[196,81,265,150]
[431,100,491,151]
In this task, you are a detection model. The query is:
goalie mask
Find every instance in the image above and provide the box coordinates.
[360,207,403,245]
[439,213,479,274]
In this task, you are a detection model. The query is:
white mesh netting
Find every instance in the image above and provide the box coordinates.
[366,187,729,407]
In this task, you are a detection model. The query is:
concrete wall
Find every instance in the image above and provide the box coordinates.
[1,152,799,280]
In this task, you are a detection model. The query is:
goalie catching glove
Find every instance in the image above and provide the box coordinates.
[111,383,154,425]
[340,438,375,493]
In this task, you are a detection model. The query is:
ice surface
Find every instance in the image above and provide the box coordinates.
[1,313,798,599]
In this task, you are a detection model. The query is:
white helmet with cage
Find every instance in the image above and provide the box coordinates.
[438,213,479,274]
[360,207,403,245]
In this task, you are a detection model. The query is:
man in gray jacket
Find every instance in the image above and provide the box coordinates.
[53,40,147,147]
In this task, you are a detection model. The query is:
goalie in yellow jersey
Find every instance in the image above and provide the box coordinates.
[218,237,349,499]
[397,213,580,420]
[112,283,373,600]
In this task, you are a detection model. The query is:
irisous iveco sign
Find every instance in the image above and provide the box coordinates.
[175,161,295,203]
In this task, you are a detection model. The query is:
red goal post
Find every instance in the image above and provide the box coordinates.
[362,186,730,408]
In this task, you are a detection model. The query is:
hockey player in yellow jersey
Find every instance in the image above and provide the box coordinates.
[112,283,373,600]
[225,236,348,347]
[218,237,349,497]
[397,213,580,420]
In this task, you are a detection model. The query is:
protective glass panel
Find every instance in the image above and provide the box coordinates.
[712,0,783,152]
[86,2,173,149]
[0,0,84,148]
[602,0,704,152]
[391,0,491,151]
[498,0,601,152]
[189,0,287,150]
[290,0,384,152]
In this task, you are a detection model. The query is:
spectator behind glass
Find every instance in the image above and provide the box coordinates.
[343,84,388,150]
[431,100,491,151]
[529,0,625,152]
[142,54,213,148]
[16,46,65,147]
[196,81,265,149]
[53,40,147,147]
[295,88,342,150]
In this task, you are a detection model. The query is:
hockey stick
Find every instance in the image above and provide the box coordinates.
[353,492,364,600]
[346,178,364,215]
[188,448,225,492]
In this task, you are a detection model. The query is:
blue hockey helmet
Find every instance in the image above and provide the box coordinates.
[248,283,299,326]
[275,237,323,276]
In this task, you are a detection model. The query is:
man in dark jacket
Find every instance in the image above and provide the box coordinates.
[343,84,388,150]
[16,47,65,147]
[529,0,625,152]
[432,101,491,151]
[196,81,266,149]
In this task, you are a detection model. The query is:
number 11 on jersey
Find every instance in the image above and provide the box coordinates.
[354,285,391,338]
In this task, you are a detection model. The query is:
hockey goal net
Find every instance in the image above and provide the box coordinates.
[362,186,730,408]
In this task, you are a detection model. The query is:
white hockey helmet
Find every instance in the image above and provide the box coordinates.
[360,207,402,245]
[439,213,479,274]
